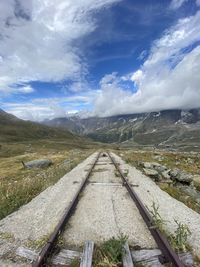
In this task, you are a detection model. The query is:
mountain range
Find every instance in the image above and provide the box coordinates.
[0,108,76,142]
[43,109,200,148]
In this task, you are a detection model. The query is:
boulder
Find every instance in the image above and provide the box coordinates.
[154,164,167,173]
[179,185,200,204]
[142,161,167,173]
[169,168,193,184]
[161,170,171,180]
[143,162,153,169]
[169,168,180,178]
[23,159,53,169]
[143,168,159,180]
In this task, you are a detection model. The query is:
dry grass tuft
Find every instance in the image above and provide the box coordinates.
[0,140,94,219]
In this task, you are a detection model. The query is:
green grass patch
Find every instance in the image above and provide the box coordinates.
[93,235,127,267]
[68,258,80,267]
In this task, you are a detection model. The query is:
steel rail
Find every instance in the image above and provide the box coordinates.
[107,152,185,267]
[32,152,101,267]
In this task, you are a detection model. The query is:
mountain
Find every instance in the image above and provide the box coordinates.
[43,109,200,148]
[0,109,77,142]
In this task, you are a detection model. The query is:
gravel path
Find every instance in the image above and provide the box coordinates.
[112,152,200,257]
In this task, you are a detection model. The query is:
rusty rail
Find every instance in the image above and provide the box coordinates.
[32,152,101,267]
[107,152,185,267]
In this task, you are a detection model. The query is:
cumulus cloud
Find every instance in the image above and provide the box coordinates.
[3,90,99,121]
[130,70,143,86]
[0,0,119,93]
[93,11,200,117]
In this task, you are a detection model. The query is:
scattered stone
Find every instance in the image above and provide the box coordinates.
[143,168,159,180]
[153,155,164,162]
[154,164,167,173]
[22,159,53,169]
[169,168,180,178]
[141,162,167,173]
[178,186,200,204]
[186,158,194,164]
[143,162,152,169]
[161,170,171,180]
[169,169,193,184]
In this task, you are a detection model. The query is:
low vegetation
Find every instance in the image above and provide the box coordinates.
[169,220,191,252]
[93,235,127,267]
[148,202,191,253]
[0,139,95,220]
[120,149,200,175]
[147,202,166,231]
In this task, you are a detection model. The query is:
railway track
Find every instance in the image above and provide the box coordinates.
[32,151,186,267]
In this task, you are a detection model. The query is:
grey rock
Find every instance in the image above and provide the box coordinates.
[151,162,161,167]
[153,155,164,162]
[142,162,167,173]
[169,168,193,184]
[179,186,200,204]
[143,162,153,169]
[161,170,171,180]
[154,165,167,173]
[23,159,53,169]
[170,168,180,178]
[143,168,159,180]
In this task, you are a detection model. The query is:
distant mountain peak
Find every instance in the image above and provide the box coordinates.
[42,108,200,147]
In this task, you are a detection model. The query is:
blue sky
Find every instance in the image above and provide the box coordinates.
[0,0,200,120]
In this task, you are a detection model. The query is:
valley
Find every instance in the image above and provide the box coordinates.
[43,108,200,150]
[0,108,200,266]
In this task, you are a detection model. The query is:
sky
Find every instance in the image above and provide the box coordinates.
[0,0,200,121]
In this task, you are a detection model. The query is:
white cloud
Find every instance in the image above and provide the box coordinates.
[93,11,200,117]
[130,70,143,85]
[3,90,99,120]
[18,85,35,94]
[0,0,120,93]
[169,0,189,9]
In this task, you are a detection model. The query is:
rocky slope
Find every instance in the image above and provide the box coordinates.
[43,109,200,147]
[0,109,77,142]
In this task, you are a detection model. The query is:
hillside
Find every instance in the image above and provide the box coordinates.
[43,109,200,148]
[0,109,76,142]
